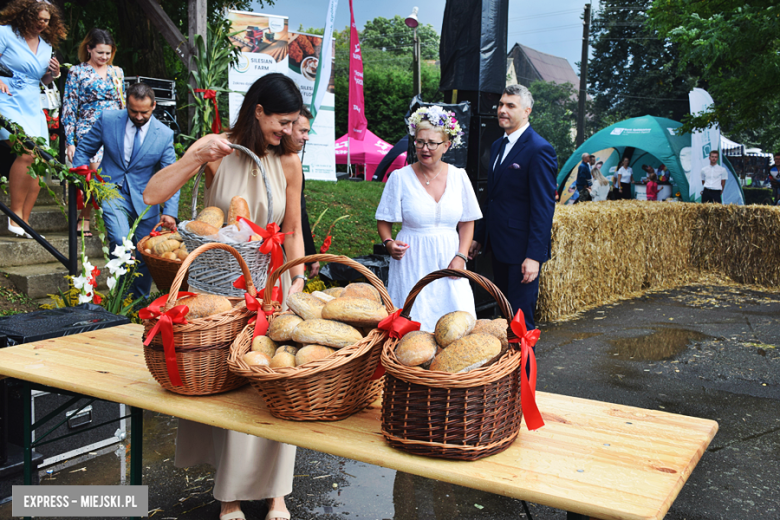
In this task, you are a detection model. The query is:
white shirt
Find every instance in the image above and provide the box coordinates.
[617,166,633,184]
[124,118,151,164]
[493,122,530,170]
[701,164,728,190]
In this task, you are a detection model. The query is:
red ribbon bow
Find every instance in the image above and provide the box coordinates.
[319,235,332,254]
[149,230,162,237]
[378,309,421,339]
[243,289,280,339]
[194,88,222,134]
[508,309,545,430]
[139,292,195,387]
[69,165,104,211]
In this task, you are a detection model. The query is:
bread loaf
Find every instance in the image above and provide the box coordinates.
[145,234,170,249]
[243,351,271,366]
[175,248,189,261]
[291,319,363,349]
[195,206,224,228]
[287,292,325,320]
[267,314,304,342]
[270,351,296,368]
[227,196,251,226]
[177,294,232,318]
[251,336,278,358]
[186,220,219,237]
[161,251,179,261]
[168,232,183,241]
[153,239,180,255]
[311,291,335,302]
[395,331,438,367]
[434,311,476,347]
[471,318,508,351]
[295,345,336,366]
[276,345,299,356]
[342,283,382,304]
[322,287,346,298]
[321,297,388,327]
[429,334,501,373]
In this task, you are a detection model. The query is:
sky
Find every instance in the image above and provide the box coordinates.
[249,0,601,73]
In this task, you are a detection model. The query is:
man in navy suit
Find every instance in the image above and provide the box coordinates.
[575,152,593,203]
[470,84,557,330]
[73,82,179,299]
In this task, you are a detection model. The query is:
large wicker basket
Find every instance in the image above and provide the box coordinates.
[228,254,394,421]
[381,269,524,461]
[137,223,188,292]
[142,243,258,396]
[179,143,274,297]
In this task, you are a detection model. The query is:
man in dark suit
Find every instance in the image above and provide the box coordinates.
[470,84,557,330]
[291,107,319,277]
[575,152,592,203]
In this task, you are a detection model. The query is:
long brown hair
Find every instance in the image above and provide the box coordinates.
[227,73,302,157]
[0,0,67,48]
[78,28,116,65]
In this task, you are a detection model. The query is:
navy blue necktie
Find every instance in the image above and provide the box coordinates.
[494,136,509,172]
[129,126,141,165]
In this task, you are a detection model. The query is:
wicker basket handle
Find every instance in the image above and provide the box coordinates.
[401,269,517,343]
[262,254,394,312]
[164,242,257,309]
[190,143,273,225]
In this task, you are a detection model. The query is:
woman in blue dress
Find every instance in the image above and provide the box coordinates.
[63,28,124,237]
[0,0,66,238]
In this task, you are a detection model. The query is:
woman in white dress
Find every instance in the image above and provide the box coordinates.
[376,106,482,331]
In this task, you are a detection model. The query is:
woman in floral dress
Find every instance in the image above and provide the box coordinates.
[62,28,124,237]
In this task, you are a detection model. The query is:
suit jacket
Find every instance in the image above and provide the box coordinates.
[73,110,179,221]
[301,172,316,257]
[474,125,557,265]
[576,162,592,191]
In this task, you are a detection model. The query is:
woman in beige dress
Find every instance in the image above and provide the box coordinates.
[144,73,305,520]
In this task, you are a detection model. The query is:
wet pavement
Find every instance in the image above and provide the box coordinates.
[2,283,779,520]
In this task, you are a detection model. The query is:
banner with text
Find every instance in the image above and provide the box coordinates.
[347,0,367,141]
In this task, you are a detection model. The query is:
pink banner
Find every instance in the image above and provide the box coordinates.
[348,0,367,141]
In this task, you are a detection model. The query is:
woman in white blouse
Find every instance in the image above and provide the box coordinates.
[375,106,482,331]
[616,157,633,199]
[590,162,611,201]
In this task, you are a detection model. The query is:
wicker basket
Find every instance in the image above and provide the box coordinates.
[137,223,188,292]
[179,143,274,297]
[228,254,394,421]
[142,243,258,396]
[380,269,524,461]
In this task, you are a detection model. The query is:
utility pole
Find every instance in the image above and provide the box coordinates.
[188,0,207,134]
[576,3,591,147]
[412,27,421,98]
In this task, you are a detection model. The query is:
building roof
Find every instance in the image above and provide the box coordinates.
[509,43,580,87]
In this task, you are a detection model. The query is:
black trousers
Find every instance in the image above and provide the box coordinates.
[702,188,722,203]
[620,183,632,199]
[492,257,540,331]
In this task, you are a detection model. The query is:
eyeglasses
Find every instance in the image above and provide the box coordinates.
[414,139,445,150]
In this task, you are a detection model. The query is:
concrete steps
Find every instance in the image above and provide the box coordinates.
[5,257,110,300]
[0,232,104,269]
[0,205,70,236]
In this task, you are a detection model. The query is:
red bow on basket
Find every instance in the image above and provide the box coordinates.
[234,218,292,300]
[139,292,195,387]
[243,288,281,339]
[375,310,422,379]
[194,88,222,134]
[508,309,545,430]
[69,165,104,211]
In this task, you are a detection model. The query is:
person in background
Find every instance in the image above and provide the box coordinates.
[0,0,65,238]
[616,157,633,200]
[63,28,124,238]
[645,172,659,201]
[590,161,610,202]
[769,152,780,204]
[700,150,727,203]
[574,152,592,203]
[291,106,319,277]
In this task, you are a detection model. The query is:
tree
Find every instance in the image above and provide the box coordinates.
[588,0,697,130]
[648,0,780,150]
[360,15,439,60]
[528,81,578,169]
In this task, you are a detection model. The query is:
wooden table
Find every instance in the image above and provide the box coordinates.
[0,324,718,520]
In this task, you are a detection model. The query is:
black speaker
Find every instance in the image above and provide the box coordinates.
[449,90,502,117]
[466,115,503,181]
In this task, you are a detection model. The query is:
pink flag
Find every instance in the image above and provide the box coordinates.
[348,0,367,141]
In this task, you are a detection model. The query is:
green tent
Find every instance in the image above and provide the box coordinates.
[557,115,744,204]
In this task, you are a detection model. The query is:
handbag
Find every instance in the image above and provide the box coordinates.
[40,81,60,110]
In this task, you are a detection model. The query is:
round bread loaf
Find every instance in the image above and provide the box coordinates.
[322,287,346,298]
[429,334,501,373]
[395,331,438,367]
[267,314,304,342]
[275,345,299,355]
[195,206,224,228]
[295,345,336,366]
[270,351,297,368]
[311,290,335,302]
[175,248,189,261]
[471,318,509,350]
[243,351,271,366]
[434,311,477,347]
[227,196,250,226]
[177,294,232,318]
[152,239,180,255]
[287,292,326,320]
[186,220,219,237]
[342,283,382,304]
[251,336,278,358]
[321,297,388,327]
[291,319,363,349]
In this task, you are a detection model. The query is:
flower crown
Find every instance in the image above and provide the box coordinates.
[408,106,464,148]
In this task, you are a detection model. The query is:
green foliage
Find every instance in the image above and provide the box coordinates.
[297,25,325,36]
[361,16,440,60]
[528,81,578,170]
[648,0,780,150]
[589,0,698,129]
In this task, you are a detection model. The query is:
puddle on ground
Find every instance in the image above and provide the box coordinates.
[608,328,711,361]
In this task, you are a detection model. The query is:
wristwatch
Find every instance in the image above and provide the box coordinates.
[383,238,394,250]
[454,252,468,263]
[291,274,305,283]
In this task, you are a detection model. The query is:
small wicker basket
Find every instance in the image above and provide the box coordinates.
[137,223,188,292]
[143,243,258,396]
[179,143,274,297]
[380,269,524,461]
[228,254,394,421]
